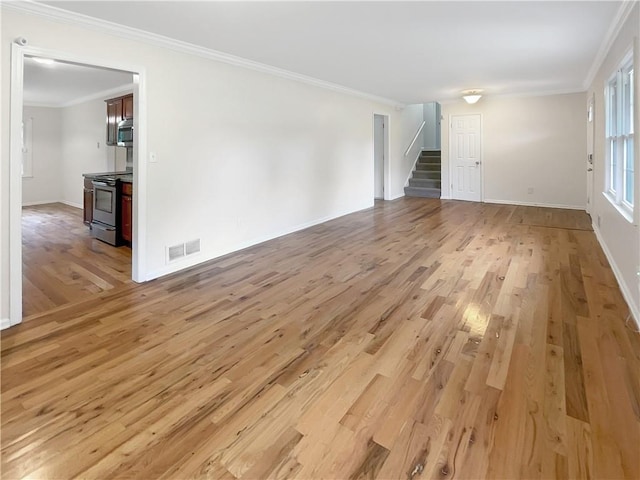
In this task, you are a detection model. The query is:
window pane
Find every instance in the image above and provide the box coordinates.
[630,68,634,134]
[608,78,617,136]
[610,138,617,192]
[622,68,631,134]
[624,136,634,205]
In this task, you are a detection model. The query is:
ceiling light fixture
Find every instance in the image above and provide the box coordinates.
[462,90,483,104]
[33,57,56,65]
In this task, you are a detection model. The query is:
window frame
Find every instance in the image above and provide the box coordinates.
[604,50,634,221]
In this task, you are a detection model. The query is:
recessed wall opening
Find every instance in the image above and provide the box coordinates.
[8,45,147,328]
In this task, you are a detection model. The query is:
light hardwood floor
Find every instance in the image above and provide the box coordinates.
[2,198,639,479]
[21,203,132,318]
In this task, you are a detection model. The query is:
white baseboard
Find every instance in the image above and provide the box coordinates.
[1,318,12,330]
[145,202,374,281]
[483,198,586,210]
[592,223,640,330]
[22,200,83,209]
[60,200,83,209]
[22,200,60,207]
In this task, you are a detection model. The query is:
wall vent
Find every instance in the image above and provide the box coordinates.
[167,239,201,263]
[185,239,201,255]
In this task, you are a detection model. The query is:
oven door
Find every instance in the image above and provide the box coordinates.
[92,180,117,226]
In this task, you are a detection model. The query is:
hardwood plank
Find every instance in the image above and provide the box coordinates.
[21,203,132,318]
[2,198,638,480]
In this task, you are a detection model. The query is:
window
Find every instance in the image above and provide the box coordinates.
[605,53,634,219]
[21,117,33,178]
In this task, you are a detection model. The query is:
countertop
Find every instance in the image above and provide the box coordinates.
[83,171,133,183]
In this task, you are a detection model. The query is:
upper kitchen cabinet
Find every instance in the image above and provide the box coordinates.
[105,94,133,146]
[122,95,133,120]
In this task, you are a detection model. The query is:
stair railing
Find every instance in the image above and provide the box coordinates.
[404,121,425,157]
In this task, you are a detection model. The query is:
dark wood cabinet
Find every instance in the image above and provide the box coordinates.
[122,95,134,120]
[83,177,94,225]
[105,94,133,146]
[120,182,133,244]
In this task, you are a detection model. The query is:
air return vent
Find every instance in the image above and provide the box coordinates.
[167,239,201,263]
[185,239,201,256]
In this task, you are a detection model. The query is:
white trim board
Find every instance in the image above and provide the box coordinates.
[60,201,83,210]
[0,318,11,331]
[4,1,404,109]
[23,83,135,109]
[22,200,64,207]
[8,43,149,329]
[483,199,587,210]
[438,87,587,105]
[145,201,374,281]
[583,0,638,90]
[592,224,640,330]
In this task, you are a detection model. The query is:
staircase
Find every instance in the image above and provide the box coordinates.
[404,150,441,198]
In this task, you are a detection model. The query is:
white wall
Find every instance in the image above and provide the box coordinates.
[586,3,639,323]
[423,102,441,150]
[441,93,587,209]
[1,7,420,320]
[21,106,63,205]
[389,103,424,199]
[22,98,122,208]
[60,98,118,207]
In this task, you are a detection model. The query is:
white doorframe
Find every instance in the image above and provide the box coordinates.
[7,43,148,328]
[586,93,595,214]
[449,113,484,202]
[373,113,391,200]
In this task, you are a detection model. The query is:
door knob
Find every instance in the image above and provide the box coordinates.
[587,168,593,172]
[475,161,480,166]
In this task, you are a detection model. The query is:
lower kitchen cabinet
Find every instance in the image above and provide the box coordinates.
[83,178,94,225]
[121,182,133,244]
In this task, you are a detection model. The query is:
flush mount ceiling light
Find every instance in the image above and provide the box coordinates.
[462,90,483,104]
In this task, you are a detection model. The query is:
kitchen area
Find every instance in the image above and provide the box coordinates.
[21,56,136,318]
[83,93,134,247]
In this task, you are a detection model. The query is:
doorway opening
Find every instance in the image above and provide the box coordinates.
[373,113,390,200]
[7,44,147,328]
[586,93,595,215]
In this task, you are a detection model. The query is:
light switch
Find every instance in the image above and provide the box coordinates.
[149,152,157,163]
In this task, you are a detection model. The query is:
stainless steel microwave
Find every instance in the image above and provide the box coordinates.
[117,119,133,147]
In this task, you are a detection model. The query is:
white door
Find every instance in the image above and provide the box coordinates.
[586,94,594,214]
[373,114,385,199]
[451,114,482,201]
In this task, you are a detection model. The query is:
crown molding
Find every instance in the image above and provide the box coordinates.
[60,83,134,108]
[3,1,405,109]
[24,83,134,108]
[583,0,637,90]
[437,86,586,105]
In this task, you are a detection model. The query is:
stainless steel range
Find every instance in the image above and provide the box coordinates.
[91,176,122,246]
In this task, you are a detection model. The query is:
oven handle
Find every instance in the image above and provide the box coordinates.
[92,180,114,187]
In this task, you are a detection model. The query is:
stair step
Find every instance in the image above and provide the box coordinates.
[412,170,440,179]
[417,157,441,165]
[421,150,441,157]
[404,186,441,198]
[416,163,441,171]
[409,178,441,188]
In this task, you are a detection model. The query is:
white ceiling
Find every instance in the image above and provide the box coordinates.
[23,56,133,107]
[36,1,624,104]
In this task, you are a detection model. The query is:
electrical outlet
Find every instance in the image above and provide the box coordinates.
[527,187,534,194]
[149,152,157,163]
